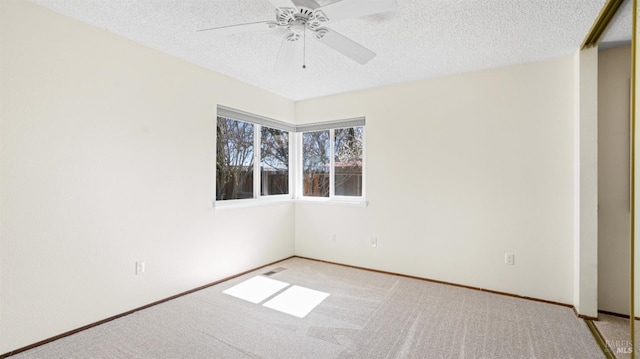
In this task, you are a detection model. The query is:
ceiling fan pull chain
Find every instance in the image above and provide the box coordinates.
[303,26,307,69]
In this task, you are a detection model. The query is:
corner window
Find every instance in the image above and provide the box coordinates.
[215,107,365,204]
[216,106,293,202]
[299,118,365,200]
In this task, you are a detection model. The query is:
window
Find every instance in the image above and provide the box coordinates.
[216,106,293,202]
[299,118,365,199]
[334,127,364,197]
[216,107,365,204]
[216,117,255,200]
[302,130,330,197]
[261,127,289,196]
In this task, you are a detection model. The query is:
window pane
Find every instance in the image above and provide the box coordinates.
[261,127,289,196]
[302,130,330,197]
[216,117,254,200]
[334,127,363,196]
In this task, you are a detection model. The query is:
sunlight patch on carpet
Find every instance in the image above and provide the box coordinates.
[263,285,330,318]
[223,276,290,304]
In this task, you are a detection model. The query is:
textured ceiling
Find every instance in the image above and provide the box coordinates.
[30,0,625,101]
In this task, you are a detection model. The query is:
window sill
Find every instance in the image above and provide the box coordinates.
[213,197,369,210]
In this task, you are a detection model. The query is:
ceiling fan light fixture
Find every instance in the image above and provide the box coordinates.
[290,20,306,34]
[198,0,399,70]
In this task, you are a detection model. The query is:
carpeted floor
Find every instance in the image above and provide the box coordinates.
[593,313,636,359]
[10,257,604,358]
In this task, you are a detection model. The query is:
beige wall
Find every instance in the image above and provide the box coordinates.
[0,1,295,353]
[573,47,599,318]
[598,45,631,316]
[295,56,576,305]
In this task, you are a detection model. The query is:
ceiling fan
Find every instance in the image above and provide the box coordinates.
[197,0,398,71]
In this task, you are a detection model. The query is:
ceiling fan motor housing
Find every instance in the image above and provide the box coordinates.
[275,4,329,36]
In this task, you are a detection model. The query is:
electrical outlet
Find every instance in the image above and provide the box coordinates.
[135,261,145,275]
[331,233,337,242]
[370,237,378,248]
[504,253,515,266]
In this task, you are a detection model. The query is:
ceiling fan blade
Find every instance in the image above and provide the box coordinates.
[274,36,298,72]
[318,0,398,22]
[267,0,296,8]
[197,21,271,36]
[315,29,375,65]
[292,0,321,10]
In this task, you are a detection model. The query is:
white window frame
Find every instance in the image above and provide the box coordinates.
[296,118,367,205]
[215,106,294,209]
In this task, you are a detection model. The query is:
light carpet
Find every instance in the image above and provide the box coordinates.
[10,257,604,358]
[593,313,636,358]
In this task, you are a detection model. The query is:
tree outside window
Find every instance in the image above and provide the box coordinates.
[261,127,289,196]
[302,126,364,198]
[335,127,363,197]
[216,108,363,202]
[216,117,254,200]
[217,116,290,201]
[302,130,330,197]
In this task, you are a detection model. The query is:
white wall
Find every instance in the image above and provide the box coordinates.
[295,57,576,305]
[598,45,631,316]
[0,1,295,354]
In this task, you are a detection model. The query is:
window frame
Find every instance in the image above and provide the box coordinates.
[215,106,294,208]
[296,118,366,205]
[259,126,291,197]
[214,107,367,208]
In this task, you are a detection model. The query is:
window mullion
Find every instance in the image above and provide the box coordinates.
[361,127,366,199]
[297,132,304,199]
[289,132,302,198]
[329,129,335,198]
[254,125,261,199]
